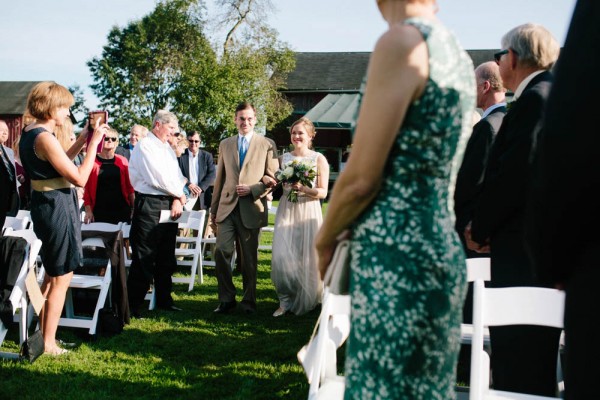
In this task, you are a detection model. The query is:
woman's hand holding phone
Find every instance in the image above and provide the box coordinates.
[88,123,108,154]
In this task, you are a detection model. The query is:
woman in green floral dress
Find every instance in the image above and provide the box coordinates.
[315,0,475,398]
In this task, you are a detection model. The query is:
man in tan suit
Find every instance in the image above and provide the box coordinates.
[211,102,278,314]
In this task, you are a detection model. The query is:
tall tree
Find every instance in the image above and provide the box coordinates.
[88,0,214,135]
[88,0,294,150]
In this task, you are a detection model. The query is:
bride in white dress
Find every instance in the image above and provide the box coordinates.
[271,117,329,317]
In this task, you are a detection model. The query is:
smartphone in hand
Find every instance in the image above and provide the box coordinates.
[86,110,108,153]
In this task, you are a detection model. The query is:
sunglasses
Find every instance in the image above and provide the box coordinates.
[189,140,200,143]
[104,137,118,142]
[494,49,518,64]
[173,132,181,137]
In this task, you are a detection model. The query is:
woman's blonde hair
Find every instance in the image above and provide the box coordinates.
[26,81,74,121]
[55,118,74,151]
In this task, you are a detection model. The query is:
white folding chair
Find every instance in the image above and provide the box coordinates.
[15,210,32,229]
[469,280,565,400]
[460,257,491,346]
[59,222,121,335]
[120,223,132,270]
[301,288,351,400]
[0,231,40,359]
[201,230,237,272]
[2,216,30,235]
[173,209,206,289]
[258,205,277,251]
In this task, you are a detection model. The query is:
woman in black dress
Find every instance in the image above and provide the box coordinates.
[20,82,107,355]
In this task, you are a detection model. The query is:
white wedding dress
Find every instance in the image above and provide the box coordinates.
[271,151,323,315]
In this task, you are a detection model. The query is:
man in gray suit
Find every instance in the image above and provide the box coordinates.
[178,131,216,210]
[210,102,278,314]
[0,120,19,227]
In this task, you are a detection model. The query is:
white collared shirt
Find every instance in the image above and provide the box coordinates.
[481,102,507,119]
[512,70,545,102]
[239,132,254,149]
[188,150,199,185]
[129,131,186,197]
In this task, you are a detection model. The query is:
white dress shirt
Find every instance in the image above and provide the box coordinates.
[188,151,199,185]
[129,131,186,197]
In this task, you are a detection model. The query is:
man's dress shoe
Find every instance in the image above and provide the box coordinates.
[214,301,236,314]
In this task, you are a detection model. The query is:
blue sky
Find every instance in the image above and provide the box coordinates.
[0,0,577,110]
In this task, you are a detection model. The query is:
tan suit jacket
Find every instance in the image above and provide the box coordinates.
[211,134,278,229]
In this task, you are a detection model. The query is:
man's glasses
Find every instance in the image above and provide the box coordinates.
[189,140,200,144]
[104,137,118,142]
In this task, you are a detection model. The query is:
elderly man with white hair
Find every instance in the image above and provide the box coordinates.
[465,23,561,396]
[127,110,187,316]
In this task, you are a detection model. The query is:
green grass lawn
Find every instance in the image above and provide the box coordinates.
[0,203,323,400]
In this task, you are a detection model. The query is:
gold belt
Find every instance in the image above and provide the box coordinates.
[31,177,73,192]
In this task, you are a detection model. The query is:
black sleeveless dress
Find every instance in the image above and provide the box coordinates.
[19,127,82,277]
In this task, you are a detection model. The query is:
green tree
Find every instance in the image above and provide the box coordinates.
[67,84,88,129]
[87,0,294,151]
[88,0,214,136]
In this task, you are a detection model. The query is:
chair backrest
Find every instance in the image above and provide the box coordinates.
[466,257,491,282]
[306,290,351,399]
[469,279,565,399]
[4,229,42,270]
[81,222,122,248]
[15,210,32,229]
[178,210,206,233]
[2,216,30,234]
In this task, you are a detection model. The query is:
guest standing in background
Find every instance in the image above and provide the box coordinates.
[315,1,475,398]
[465,23,561,396]
[83,128,134,224]
[525,1,600,398]
[455,62,506,259]
[270,117,328,317]
[19,81,106,355]
[11,136,31,211]
[1,119,19,226]
[127,110,188,316]
[115,124,148,161]
[178,131,216,211]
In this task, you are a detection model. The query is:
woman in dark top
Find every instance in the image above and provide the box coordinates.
[83,128,134,224]
[19,81,107,355]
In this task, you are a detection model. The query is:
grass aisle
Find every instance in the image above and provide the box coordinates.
[0,211,322,399]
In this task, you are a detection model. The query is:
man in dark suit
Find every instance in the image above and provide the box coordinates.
[177,131,216,210]
[455,61,506,260]
[210,102,278,314]
[0,120,19,228]
[465,24,561,396]
[525,2,600,398]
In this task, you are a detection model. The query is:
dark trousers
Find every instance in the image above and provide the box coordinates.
[490,325,562,396]
[127,194,177,311]
[214,205,259,309]
[563,266,600,400]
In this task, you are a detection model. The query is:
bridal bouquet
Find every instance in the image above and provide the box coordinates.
[275,159,317,202]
